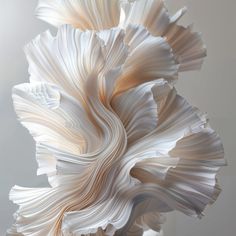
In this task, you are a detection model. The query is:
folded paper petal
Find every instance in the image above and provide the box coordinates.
[123,0,206,72]
[36,0,121,30]
[115,25,178,93]
[12,82,100,181]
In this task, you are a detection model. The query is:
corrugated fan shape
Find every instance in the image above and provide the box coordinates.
[8,0,225,235]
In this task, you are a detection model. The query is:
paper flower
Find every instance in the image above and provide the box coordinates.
[8,0,225,235]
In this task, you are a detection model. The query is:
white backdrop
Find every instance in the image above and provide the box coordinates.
[0,0,235,235]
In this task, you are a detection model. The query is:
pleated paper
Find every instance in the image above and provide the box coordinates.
[8,1,225,235]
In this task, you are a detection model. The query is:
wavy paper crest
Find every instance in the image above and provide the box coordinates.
[8,0,225,235]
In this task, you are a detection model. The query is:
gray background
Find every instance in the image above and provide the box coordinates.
[0,0,235,235]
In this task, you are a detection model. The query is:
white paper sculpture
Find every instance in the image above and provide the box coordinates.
[8,0,226,235]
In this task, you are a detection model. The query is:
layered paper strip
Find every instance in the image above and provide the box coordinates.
[8,0,225,235]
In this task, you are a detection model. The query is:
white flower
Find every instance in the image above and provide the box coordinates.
[8,1,225,235]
